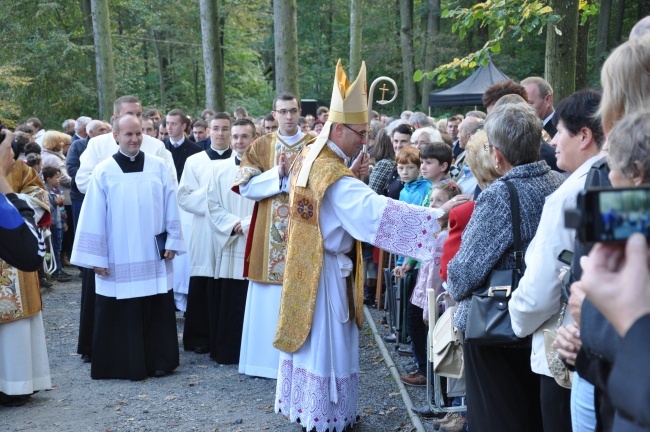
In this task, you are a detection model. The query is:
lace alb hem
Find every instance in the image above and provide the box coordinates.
[275,359,358,432]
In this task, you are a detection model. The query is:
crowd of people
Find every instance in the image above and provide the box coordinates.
[0,16,649,432]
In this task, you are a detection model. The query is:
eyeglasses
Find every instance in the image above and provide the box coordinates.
[412,141,431,147]
[274,108,299,115]
[342,123,369,138]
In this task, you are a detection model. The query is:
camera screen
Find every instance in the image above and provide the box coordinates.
[598,189,650,241]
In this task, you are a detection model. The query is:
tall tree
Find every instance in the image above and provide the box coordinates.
[545,0,579,103]
[575,12,591,90]
[399,0,417,109]
[274,0,300,97]
[613,0,625,45]
[199,0,225,111]
[420,0,441,111]
[90,0,116,120]
[349,0,363,77]
[594,0,613,63]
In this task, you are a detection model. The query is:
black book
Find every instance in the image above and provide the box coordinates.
[155,232,167,260]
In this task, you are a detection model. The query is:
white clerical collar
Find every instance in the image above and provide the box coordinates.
[210,146,229,155]
[119,149,140,161]
[326,140,348,161]
[543,111,554,126]
[277,130,305,147]
[171,136,185,147]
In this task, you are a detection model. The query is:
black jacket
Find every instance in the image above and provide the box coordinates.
[164,137,202,180]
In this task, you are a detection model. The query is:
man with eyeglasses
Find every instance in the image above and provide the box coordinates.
[73,96,177,365]
[274,60,469,432]
[233,92,312,379]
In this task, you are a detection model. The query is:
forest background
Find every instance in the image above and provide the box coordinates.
[0,0,648,129]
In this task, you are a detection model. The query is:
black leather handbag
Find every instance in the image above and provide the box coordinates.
[464,180,529,346]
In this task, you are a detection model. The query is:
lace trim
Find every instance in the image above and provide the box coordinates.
[76,232,108,257]
[167,220,182,240]
[232,166,262,187]
[374,199,439,262]
[275,359,358,432]
[99,260,171,283]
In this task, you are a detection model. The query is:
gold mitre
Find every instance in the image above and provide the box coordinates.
[295,60,367,187]
[328,59,368,124]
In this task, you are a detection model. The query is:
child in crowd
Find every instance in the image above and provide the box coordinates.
[399,181,461,392]
[42,166,71,282]
[25,153,42,174]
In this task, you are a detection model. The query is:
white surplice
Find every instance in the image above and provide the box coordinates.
[275,155,442,432]
[178,151,228,277]
[75,133,176,194]
[0,313,51,395]
[238,131,305,379]
[71,154,185,299]
[206,155,254,280]
[172,208,193,311]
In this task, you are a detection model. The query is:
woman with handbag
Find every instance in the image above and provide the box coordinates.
[447,102,564,432]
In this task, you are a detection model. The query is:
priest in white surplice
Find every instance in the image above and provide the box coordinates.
[232,92,312,379]
[204,118,256,364]
[71,114,185,381]
[273,61,470,432]
[74,95,176,364]
[179,112,234,355]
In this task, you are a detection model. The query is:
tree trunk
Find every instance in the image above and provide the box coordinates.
[421,0,440,111]
[594,0,613,63]
[90,0,116,121]
[545,0,579,104]
[575,12,591,90]
[399,0,417,110]
[152,30,167,109]
[199,0,225,111]
[349,0,363,78]
[613,0,625,45]
[274,0,300,98]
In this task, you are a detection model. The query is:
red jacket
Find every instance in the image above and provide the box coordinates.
[440,201,475,281]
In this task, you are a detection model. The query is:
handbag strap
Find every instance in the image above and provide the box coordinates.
[503,180,523,272]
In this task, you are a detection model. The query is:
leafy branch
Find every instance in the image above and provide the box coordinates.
[414,0,561,85]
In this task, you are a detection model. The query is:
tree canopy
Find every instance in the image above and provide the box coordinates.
[0,0,647,128]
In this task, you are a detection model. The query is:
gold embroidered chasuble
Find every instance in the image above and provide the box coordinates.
[1,160,48,324]
[273,145,364,353]
[232,132,311,284]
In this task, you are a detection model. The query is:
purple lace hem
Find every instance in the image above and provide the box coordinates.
[275,359,359,432]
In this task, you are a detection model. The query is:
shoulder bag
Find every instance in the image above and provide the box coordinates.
[464,180,529,346]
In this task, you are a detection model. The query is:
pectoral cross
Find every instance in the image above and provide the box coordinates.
[379,84,390,101]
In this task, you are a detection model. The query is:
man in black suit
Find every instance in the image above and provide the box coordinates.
[163,109,202,179]
[522,77,556,138]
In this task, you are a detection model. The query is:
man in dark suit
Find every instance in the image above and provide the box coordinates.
[163,109,202,179]
[522,77,556,138]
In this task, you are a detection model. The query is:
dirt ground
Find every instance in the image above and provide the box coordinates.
[2,275,435,432]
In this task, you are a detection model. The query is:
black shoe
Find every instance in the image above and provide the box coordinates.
[51,273,71,282]
[81,354,91,363]
[398,347,413,356]
[383,334,397,343]
[0,392,30,407]
[150,370,167,378]
[363,294,375,306]
[411,405,437,419]
[40,278,54,289]
[194,345,210,354]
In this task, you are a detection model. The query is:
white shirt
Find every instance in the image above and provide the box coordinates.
[510,154,601,376]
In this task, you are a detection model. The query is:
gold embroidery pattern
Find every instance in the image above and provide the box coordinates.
[266,139,306,283]
[274,146,364,353]
[0,261,24,323]
[232,166,262,187]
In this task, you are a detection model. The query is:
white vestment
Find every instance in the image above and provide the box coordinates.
[238,131,305,379]
[0,312,51,395]
[206,155,254,279]
[178,151,229,277]
[71,154,185,299]
[172,208,193,311]
[75,133,176,194]
[275,159,442,432]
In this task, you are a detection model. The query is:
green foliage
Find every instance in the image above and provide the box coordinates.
[415,1,559,85]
